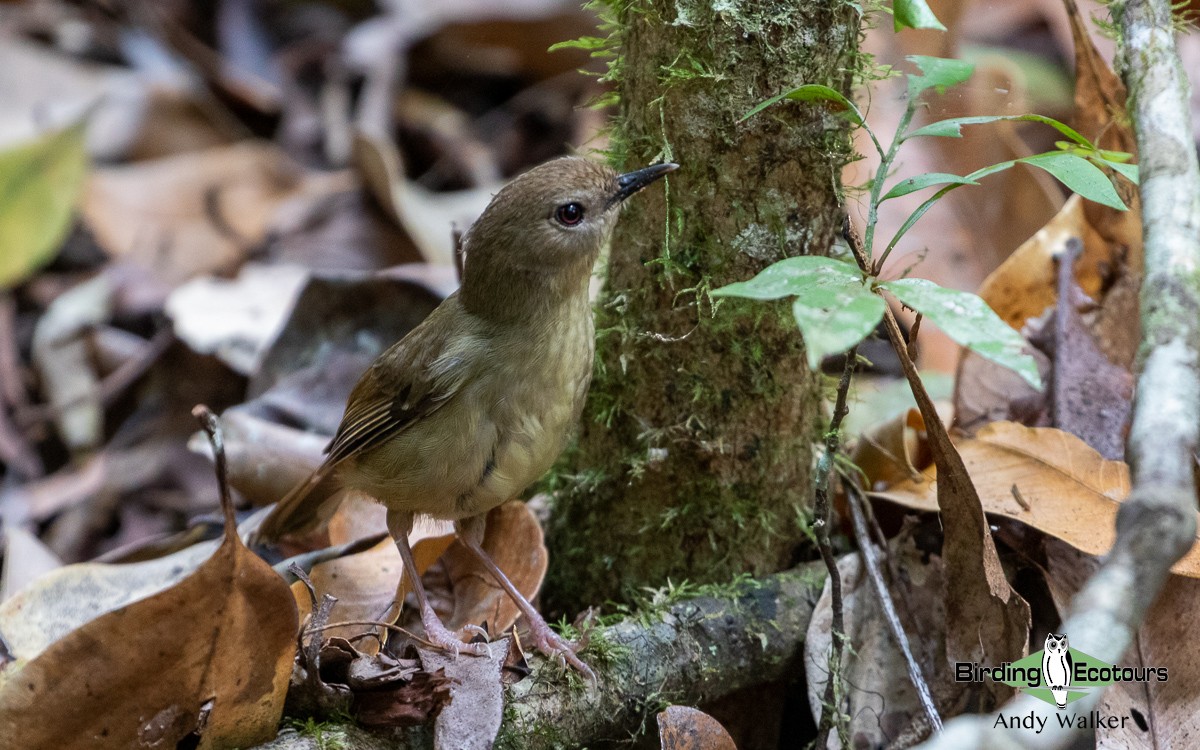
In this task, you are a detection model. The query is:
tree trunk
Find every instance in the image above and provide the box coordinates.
[545,0,859,611]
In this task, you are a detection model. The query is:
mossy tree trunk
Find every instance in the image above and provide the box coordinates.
[546,0,858,611]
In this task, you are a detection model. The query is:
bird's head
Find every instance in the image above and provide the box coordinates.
[461,156,676,321]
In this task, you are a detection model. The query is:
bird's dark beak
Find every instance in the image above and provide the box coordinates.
[606,162,679,209]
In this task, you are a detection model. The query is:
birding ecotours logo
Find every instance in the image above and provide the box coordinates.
[955,633,1168,710]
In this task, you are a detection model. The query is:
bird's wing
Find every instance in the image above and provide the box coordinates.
[323,299,481,466]
[253,299,483,543]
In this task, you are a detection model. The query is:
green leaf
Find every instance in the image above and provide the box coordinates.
[712,256,884,369]
[741,84,863,125]
[879,278,1041,389]
[893,0,946,31]
[1097,158,1139,185]
[881,172,979,201]
[1021,151,1126,210]
[0,122,89,289]
[906,56,974,98]
[712,256,862,300]
[905,114,1091,146]
[791,287,885,370]
[883,147,1129,253]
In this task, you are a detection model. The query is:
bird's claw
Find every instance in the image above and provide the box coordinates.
[461,623,490,640]
[530,626,597,681]
[420,609,489,657]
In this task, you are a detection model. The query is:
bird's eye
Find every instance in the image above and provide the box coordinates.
[554,202,585,226]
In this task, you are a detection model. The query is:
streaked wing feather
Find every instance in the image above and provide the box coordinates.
[322,302,475,466]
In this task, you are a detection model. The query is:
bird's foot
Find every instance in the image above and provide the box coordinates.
[526,619,596,681]
[420,606,489,657]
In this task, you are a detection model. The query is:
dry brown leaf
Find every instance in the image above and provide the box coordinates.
[418,500,548,634]
[851,407,925,490]
[1045,240,1133,459]
[82,142,346,286]
[873,421,1200,577]
[289,496,453,650]
[658,705,737,750]
[1065,0,1143,369]
[975,196,1111,330]
[0,505,296,748]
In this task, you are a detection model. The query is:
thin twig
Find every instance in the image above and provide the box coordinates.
[306,619,437,650]
[844,478,942,732]
[813,343,858,748]
[17,328,175,429]
[192,405,236,531]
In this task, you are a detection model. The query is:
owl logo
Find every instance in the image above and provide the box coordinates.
[1041,633,1073,709]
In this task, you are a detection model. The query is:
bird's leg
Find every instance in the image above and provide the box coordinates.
[387,510,488,657]
[456,515,596,679]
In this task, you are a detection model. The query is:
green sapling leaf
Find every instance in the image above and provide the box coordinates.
[878,278,1042,389]
[905,114,1091,146]
[906,56,975,97]
[893,0,946,31]
[712,257,884,369]
[1020,152,1126,210]
[0,121,89,289]
[1096,158,1139,185]
[881,172,979,202]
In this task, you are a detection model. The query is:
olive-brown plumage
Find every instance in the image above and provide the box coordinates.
[255,156,675,675]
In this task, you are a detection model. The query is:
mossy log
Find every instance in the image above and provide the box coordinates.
[255,563,825,749]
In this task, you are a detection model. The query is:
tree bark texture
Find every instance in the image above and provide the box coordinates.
[545,0,859,611]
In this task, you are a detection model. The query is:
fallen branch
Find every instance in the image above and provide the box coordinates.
[252,563,827,749]
[915,0,1200,746]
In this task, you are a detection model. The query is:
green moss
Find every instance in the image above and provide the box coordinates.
[284,717,352,750]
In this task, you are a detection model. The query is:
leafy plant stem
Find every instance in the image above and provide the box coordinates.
[864,100,917,272]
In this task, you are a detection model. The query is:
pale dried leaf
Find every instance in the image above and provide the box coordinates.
[874,422,1200,577]
[353,129,494,267]
[165,262,310,375]
[418,638,509,750]
[82,143,344,286]
[0,526,63,604]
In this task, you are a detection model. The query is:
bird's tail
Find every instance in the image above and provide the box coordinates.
[1051,687,1067,709]
[251,464,344,544]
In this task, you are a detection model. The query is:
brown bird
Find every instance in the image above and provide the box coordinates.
[255,156,676,676]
